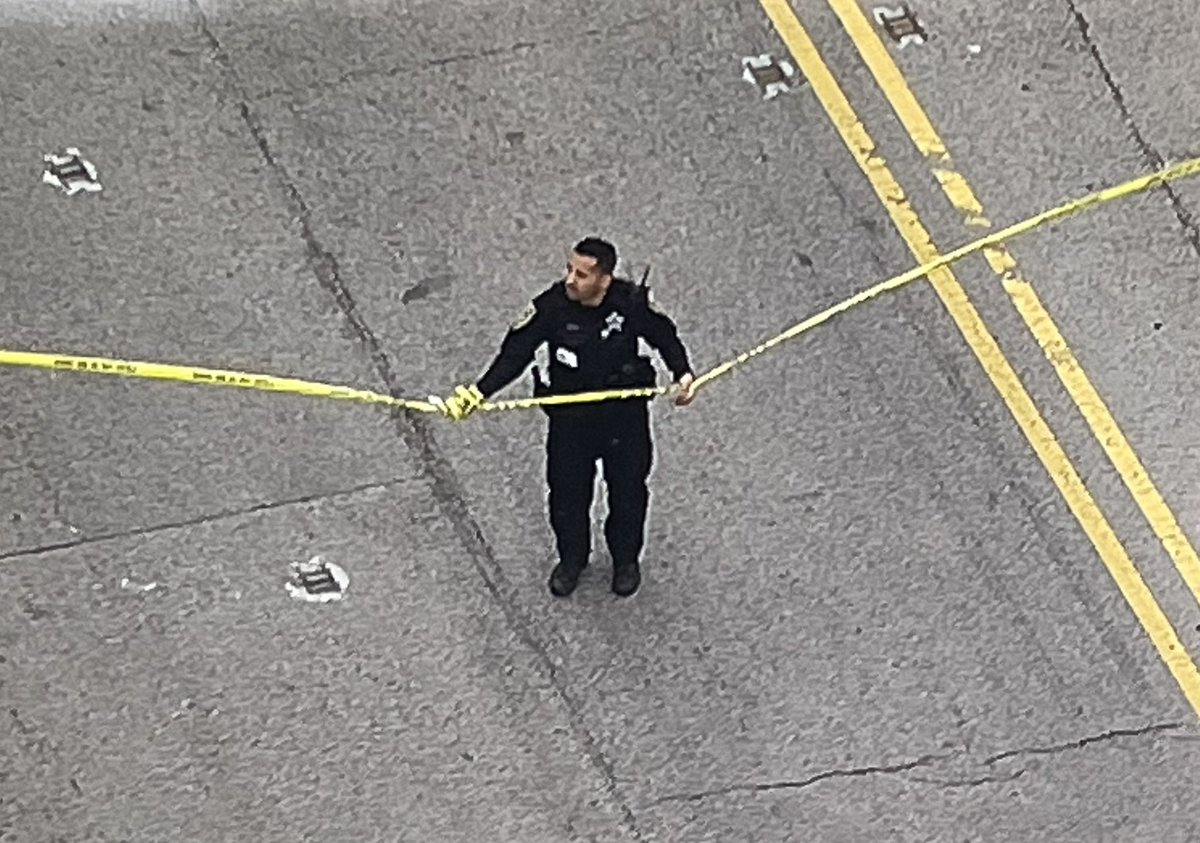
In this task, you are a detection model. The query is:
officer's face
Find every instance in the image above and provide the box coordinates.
[564,252,611,305]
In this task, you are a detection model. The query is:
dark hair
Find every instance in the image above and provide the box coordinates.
[573,237,617,276]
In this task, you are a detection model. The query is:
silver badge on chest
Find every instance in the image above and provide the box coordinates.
[600,311,624,340]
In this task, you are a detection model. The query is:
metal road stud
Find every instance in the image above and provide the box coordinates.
[872,5,927,47]
[285,555,349,603]
[42,147,102,195]
[741,53,799,99]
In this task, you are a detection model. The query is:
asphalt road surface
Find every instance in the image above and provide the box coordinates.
[3,1,1200,840]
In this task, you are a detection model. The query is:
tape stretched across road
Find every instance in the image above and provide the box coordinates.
[3,155,1199,415]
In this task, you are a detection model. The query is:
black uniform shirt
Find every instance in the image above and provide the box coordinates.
[475,278,693,400]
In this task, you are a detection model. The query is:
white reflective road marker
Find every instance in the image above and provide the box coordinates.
[285,555,349,603]
[42,147,102,195]
[872,5,928,48]
[741,54,798,100]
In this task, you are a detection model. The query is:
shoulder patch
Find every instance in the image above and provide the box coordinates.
[510,300,537,330]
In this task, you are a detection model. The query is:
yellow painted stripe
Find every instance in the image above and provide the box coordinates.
[932,168,991,226]
[825,0,1200,623]
[757,0,1200,715]
[1007,278,1200,606]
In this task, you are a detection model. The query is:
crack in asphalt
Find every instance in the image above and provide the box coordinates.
[340,12,656,83]
[982,721,1184,765]
[0,477,414,562]
[650,722,1186,804]
[1065,0,1200,260]
[186,3,644,840]
[252,13,657,102]
[650,752,955,804]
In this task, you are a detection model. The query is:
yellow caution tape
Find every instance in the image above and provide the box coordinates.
[2,155,1198,416]
[692,153,1200,392]
[0,351,440,413]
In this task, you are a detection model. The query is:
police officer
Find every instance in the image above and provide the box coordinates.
[436,237,697,598]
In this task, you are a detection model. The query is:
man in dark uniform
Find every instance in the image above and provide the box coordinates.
[435,237,697,598]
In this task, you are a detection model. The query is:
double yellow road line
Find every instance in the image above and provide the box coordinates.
[758,0,1200,715]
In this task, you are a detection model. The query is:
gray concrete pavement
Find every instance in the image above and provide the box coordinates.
[4,480,634,842]
[3,1,1200,841]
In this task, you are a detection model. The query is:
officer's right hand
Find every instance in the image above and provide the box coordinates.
[433,384,485,420]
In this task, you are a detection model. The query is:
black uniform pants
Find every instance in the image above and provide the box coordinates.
[545,399,653,572]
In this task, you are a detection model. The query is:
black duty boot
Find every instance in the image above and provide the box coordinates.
[549,561,585,597]
[611,562,641,597]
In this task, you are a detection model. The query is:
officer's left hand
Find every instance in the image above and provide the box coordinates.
[674,373,697,406]
[434,383,485,420]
